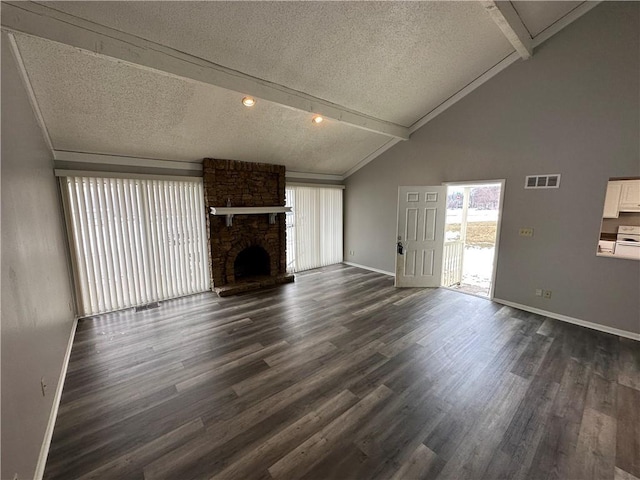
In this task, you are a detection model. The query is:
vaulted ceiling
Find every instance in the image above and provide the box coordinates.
[2,1,595,178]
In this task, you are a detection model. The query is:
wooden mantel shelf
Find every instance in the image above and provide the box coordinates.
[210,206,291,227]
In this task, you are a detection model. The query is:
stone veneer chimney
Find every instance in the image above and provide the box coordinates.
[203,158,294,296]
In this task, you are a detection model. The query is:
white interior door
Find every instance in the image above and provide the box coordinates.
[395,186,447,287]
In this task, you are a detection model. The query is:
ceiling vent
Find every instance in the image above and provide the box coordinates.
[525,174,561,189]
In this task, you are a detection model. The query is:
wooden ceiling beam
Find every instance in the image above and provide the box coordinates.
[482,1,533,60]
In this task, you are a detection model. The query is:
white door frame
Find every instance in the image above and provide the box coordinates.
[442,179,506,299]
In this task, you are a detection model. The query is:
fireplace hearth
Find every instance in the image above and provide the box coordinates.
[203,158,294,296]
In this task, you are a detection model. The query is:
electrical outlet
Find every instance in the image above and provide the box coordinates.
[349,250,355,256]
[535,289,543,297]
[41,377,47,397]
[519,228,534,237]
[543,290,552,299]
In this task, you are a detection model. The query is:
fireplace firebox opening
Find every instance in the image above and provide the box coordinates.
[234,245,270,280]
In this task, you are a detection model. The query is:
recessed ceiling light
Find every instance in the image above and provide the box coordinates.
[312,115,324,124]
[242,96,256,107]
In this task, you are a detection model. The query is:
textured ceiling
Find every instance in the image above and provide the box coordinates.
[7,1,590,176]
[15,34,390,175]
[40,1,514,127]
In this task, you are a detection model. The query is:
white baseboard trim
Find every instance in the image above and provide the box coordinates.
[34,317,78,480]
[343,262,395,277]
[492,298,640,341]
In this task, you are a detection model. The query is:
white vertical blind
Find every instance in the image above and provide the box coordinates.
[61,176,210,316]
[285,186,343,272]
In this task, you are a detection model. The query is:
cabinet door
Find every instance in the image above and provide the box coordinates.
[603,182,621,218]
[619,180,640,212]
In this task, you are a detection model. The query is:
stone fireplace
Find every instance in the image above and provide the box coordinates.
[203,158,294,296]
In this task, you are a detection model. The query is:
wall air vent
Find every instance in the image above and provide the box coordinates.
[524,174,561,189]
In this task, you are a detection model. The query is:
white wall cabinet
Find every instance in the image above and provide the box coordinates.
[602,181,622,218]
[618,180,640,212]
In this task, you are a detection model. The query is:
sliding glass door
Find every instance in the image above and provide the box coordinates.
[285,186,343,272]
[60,176,210,316]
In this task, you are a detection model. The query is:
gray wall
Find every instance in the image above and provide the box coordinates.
[345,2,640,334]
[1,37,76,479]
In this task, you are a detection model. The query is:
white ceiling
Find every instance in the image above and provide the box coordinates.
[27,1,514,127]
[4,1,593,177]
[15,34,390,175]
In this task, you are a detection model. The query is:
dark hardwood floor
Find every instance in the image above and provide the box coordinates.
[44,264,640,480]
